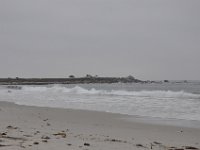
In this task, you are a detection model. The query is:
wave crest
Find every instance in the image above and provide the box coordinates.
[21,85,200,99]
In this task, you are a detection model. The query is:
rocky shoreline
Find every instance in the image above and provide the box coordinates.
[0,76,146,85]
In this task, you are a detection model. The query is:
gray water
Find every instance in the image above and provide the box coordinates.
[0,81,200,121]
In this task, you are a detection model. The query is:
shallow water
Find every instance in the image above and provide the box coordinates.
[0,81,200,121]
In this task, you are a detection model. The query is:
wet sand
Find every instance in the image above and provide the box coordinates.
[0,102,200,150]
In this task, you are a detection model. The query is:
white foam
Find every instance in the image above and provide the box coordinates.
[1,85,200,121]
[21,85,200,99]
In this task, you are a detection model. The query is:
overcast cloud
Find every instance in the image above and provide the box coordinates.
[0,0,200,80]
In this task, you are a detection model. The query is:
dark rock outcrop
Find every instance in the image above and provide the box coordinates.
[0,76,145,85]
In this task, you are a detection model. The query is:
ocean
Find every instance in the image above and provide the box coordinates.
[0,81,200,121]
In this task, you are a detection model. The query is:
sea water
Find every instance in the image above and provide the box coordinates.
[0,82,200,121]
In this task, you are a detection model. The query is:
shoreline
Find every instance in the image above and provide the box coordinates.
[0,101,200,150]
[3,101,200,129]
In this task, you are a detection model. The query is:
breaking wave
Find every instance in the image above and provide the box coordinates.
[1,84,200,121]
[21,85,200,99]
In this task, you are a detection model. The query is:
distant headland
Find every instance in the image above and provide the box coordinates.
[0,75,151,85]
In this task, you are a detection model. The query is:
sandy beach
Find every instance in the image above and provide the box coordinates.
[0,102,200,150]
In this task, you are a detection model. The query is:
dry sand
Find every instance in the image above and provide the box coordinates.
[0,101,200,150]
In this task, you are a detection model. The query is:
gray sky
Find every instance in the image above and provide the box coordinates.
[0,0,200,80]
